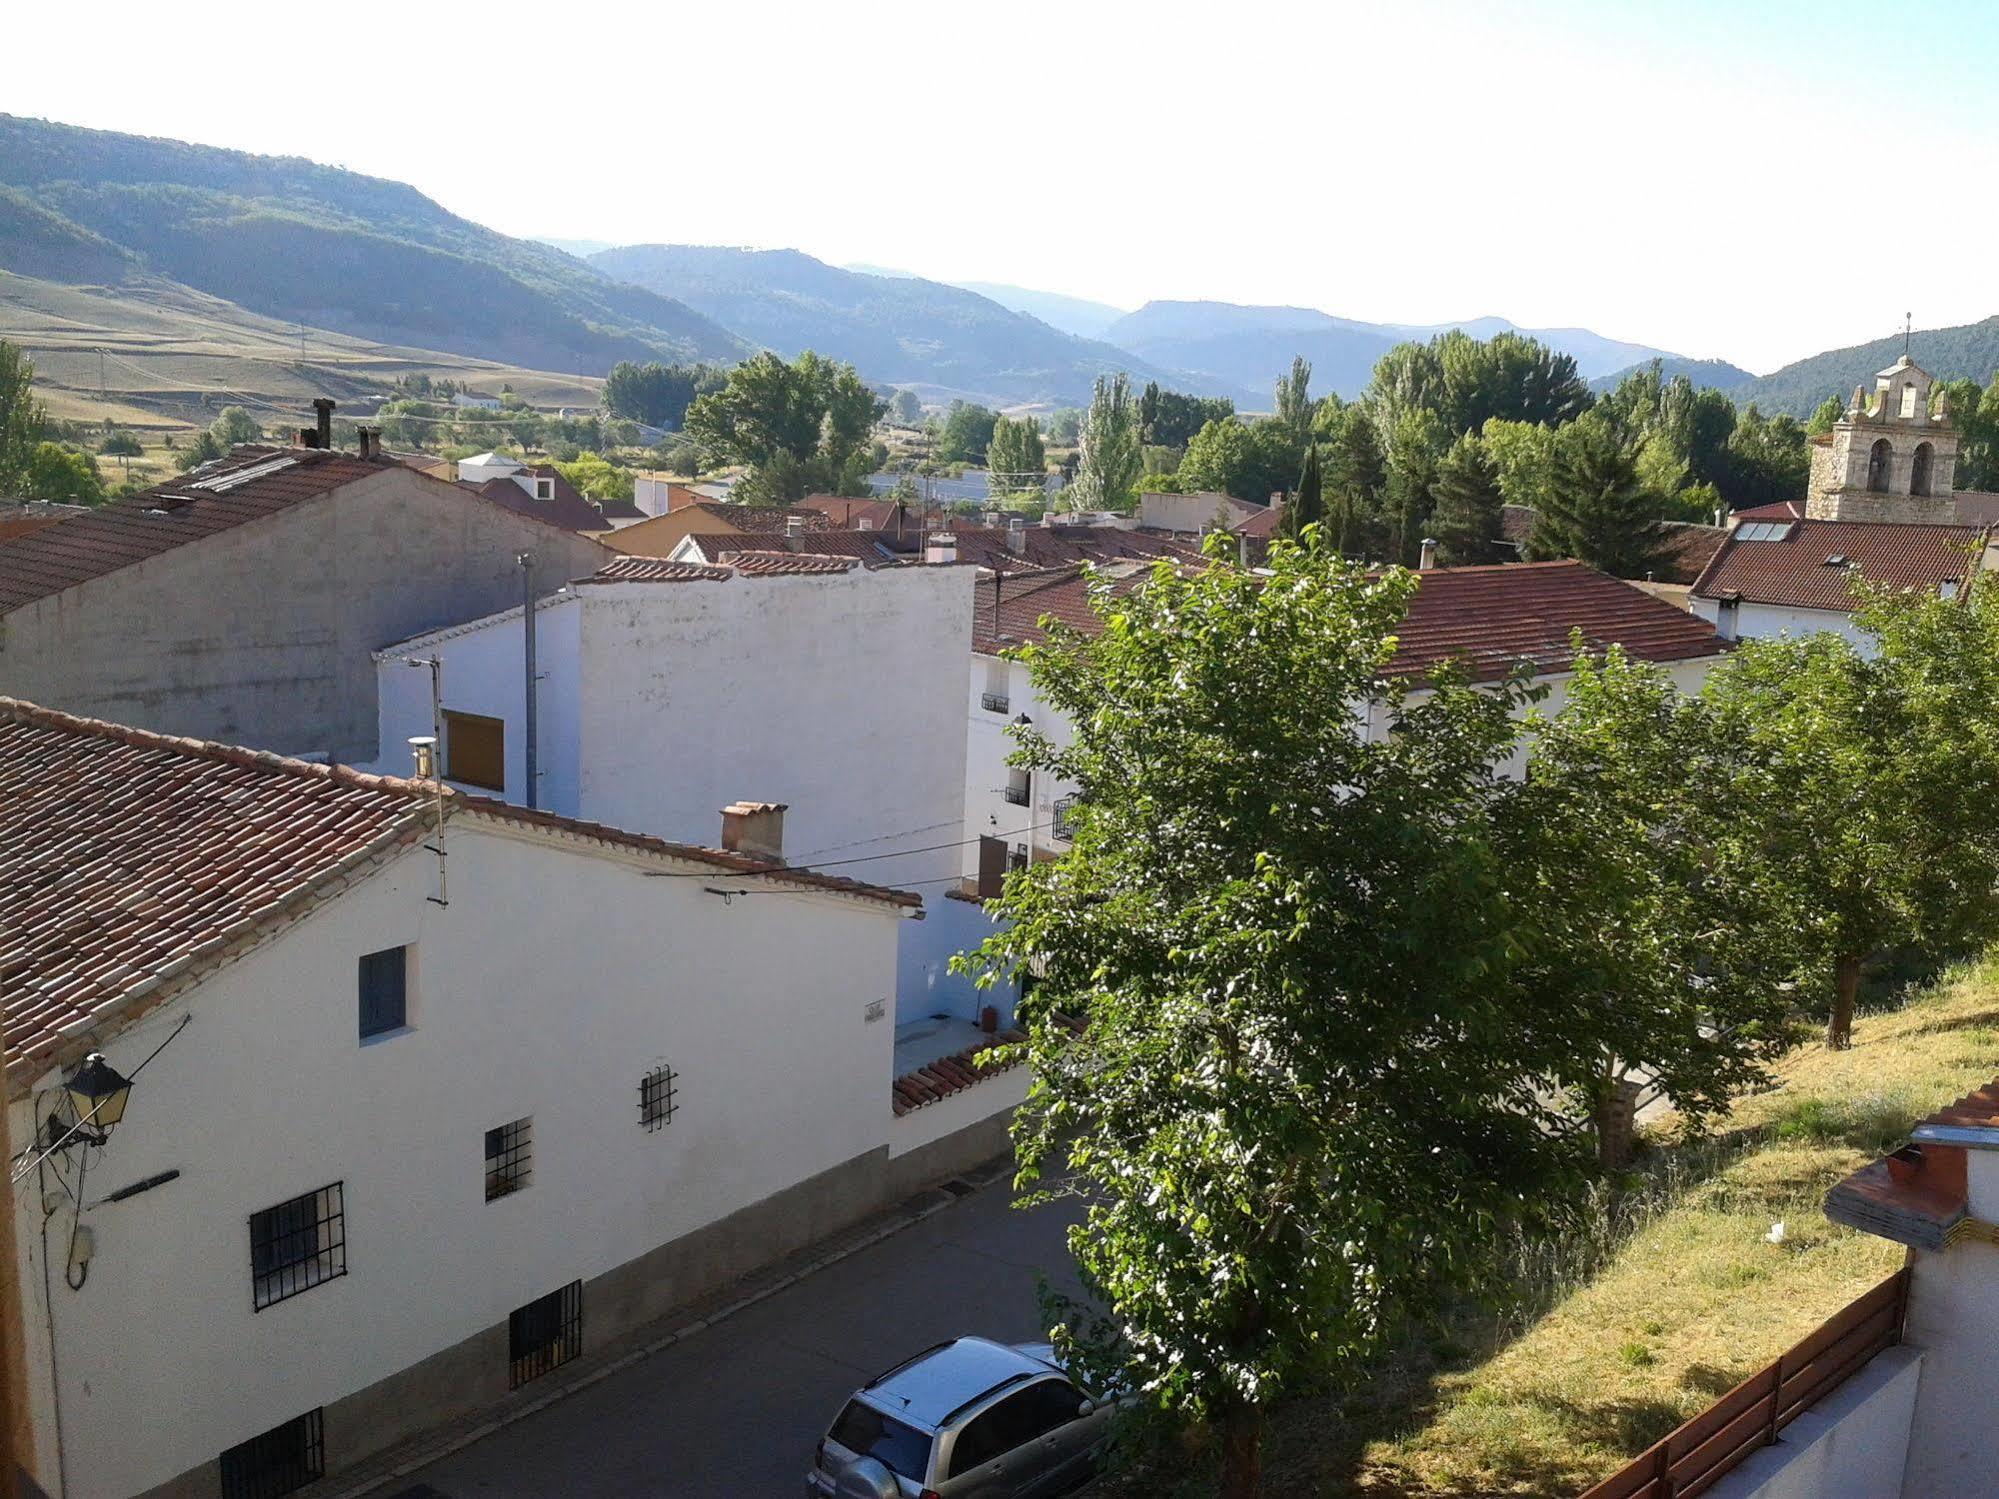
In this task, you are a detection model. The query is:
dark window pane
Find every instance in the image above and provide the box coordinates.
[358,947,407,1038]
[219,1408,324,1499]
[830,1401,932,1482]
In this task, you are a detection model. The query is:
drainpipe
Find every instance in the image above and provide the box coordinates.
[517,553,538,809]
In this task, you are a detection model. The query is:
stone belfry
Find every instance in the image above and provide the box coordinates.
[1805,344,1959,523]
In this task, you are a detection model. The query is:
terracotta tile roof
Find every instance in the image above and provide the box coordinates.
[891,1029,1028,1116]
[715,550,859,576]
[970,559,1727,681]
[582,556,732,584]
[949,524,1203,575]
[694,501,832,535]
[1231,503,1284,539]
[465,471,612,533]
[1386,561,1727,681]
[0,447,395,614]
[681,529,899,565]
[1654,521,1728,585]
[1690,518,1982,611]
[0,697,920,1081]
[1824,1080,1999,1251]
[1731,500,1805,522]
[794,495,929,534]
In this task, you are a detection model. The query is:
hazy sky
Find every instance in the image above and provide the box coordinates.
[10,0,1996,373]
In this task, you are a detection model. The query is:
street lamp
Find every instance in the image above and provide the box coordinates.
[61,1053,133,1147]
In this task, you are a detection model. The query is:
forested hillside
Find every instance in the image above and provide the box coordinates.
[1729,316,1999,416]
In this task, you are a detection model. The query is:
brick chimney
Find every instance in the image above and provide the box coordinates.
[720,801,787,862]
[312,398,335,451]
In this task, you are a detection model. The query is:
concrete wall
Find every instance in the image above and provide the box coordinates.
[0,467,606,762]
[11,818,905,1499]
[1899,1240,1999,1497]
[1706,1347,1921,1499]
[1137,491,1247,534]
[1688,594,1874,653]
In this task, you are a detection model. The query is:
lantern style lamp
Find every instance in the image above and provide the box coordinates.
[63,1053,133,1145]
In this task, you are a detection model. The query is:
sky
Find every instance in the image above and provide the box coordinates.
[8,0,1998,374]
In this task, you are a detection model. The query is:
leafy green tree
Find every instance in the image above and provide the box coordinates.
[1138,380,1161,444]
[554,452,634,503]
[937,401,999,464]
[1935,375,1999,491]
[0,339,46,494]
[1427,433,1505,564]
[1318,402,1387,556]
[24,442,104,504]
[890,388,923,426]
[1382,408,1445,566]
[1151,390,1236,449]
[601,361,704,428]
[684,350,885,500]
[1704,582,1999,1047]
[1045,408,1084,446]
[987,413,1046,500]
[1722,405,1809,505]
[1806,394,1845,436]
[1371,330,1590,436]
[101,430,142,476]
[208,406,261,449]
[1068,372,1141,512]
[1180,417,1255,498]
[174,430,226,472]
[1283,442,1322,538]
[1527,413,1663,577]
[1274,355,1314,436]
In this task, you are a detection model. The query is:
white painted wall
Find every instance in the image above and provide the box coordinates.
[887,1067,1031,1158]
[1704,1347,1920,1499]
[1689,595,1874,652]
[11,818,903,1499]
[374,567,974,1018]
[1898,1238,1999,1497]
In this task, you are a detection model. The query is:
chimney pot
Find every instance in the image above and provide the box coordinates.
[719,800,787,863]
[296,427,318,449]
[924,531,959,565]
[1418,537,1438,571]
[312,398,335,450]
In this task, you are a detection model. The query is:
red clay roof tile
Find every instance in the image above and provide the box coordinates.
[1692,518,1982,611]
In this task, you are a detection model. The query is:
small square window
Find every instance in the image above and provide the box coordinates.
[639,1066,678,1132]
[219,1407,324,1499]
[442,708,505,791]
[358,946,408,1039]
[509,1280,582,1388]
[485,1117,532,1201]
[250,1184,345,1311]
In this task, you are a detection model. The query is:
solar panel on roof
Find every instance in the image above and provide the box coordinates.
[188,455,299,492]
[1734,522,1793,542]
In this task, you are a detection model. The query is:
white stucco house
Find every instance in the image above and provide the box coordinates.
[368,553,977,1028]
[963,559,1731,878]
[1,696,1007,1499]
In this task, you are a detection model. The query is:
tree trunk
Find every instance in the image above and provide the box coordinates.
[1218,1401,1263,1499]
[1827,953,1862,1050]
[1594,1076,1644,1170]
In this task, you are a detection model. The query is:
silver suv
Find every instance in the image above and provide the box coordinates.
[807,1337,1116,1498]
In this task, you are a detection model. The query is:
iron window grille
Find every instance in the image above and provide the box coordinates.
[1002,783,1030,807]
[980,692,1010,714]
[219,1408,325,1499]
[639,1066,678,1132]
[485,1117,532,1201]
[509,1280,582,1388]
[357,945,407,1039]
[1051,796,1079,841]
[249,1183,345,1311]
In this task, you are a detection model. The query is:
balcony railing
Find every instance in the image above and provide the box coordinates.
[981,692,1010,714]
[1580,1268,1909,1499]
[1002,784,1030,806]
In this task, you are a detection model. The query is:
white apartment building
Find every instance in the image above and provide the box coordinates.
[2,698,988,1499]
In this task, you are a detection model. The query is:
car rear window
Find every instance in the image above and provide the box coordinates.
[829,1400,931,1481]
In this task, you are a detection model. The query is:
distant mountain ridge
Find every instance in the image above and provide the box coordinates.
[1725,317,1999,416]
[949,281,1130,341]
[0,114,747,374]
[1101,300,1712,402]
[1589,355,1758,396]
[591,245,1236,408]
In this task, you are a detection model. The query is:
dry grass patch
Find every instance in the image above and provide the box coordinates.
[1249,959,1999,1498]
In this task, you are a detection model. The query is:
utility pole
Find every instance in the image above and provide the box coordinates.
[518,553,539,810]
[96,348,106,403]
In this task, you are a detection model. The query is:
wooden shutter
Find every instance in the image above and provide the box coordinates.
[358,947,406,1037]
[977,835,1008,900]
[442,709,505,790]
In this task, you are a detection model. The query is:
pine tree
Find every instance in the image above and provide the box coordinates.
[1529,414,1665,578]
[1285,442,1323,539]
[1428,434,1505,565]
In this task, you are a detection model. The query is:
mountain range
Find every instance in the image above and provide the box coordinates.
[2,114,1994,431]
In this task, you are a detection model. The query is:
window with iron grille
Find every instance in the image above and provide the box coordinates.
[357,945,408,1039]
[639,1066,678,1132]
[980,692,1010,714]
[219,1407,324,1499]
[249,1183,345,1311]
[1052,795,1079,841]
[485,1117,532,1200]
[509,1280,582,1388]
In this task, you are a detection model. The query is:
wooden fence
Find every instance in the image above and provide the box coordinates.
[1579,1267,1909,1499]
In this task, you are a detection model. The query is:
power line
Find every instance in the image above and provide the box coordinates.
[642,818,1054,879]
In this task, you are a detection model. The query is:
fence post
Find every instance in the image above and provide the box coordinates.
[1654,1438,1674,1499]
[1764,1356,1783,1444]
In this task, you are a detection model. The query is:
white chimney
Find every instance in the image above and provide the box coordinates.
[1418,537,1438,570]
[786,513,808,539]
[719,800,787,862]
[1006,516,1027,554]
[925,531,959,565]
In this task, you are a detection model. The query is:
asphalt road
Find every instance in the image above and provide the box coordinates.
[408,1182,1086,1498]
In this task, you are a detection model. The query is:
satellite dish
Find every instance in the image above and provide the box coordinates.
[831,1457,902,1499]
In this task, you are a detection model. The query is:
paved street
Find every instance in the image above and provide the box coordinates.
[408,1182,1086,1499]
